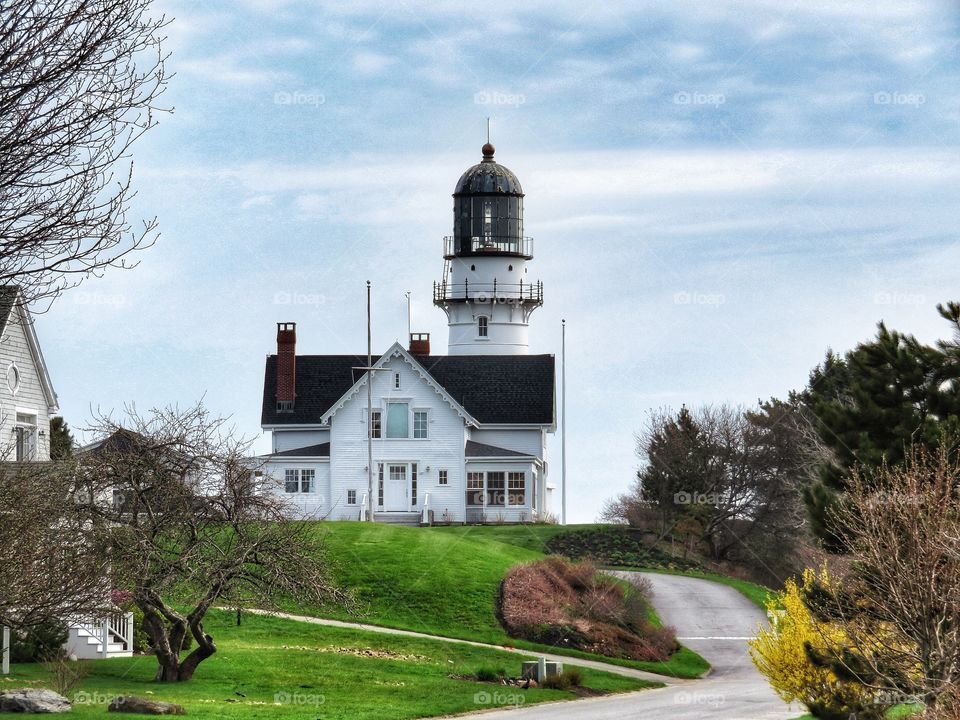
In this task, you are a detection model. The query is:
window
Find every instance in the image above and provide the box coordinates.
[385,402,409,438]
[411,463,417,506]
[347,490,357,505]
[466,472,484,506]
[486,472,505,506]
[284,468,315,493]
[508,472,526,506]
[438,469,448,485]
[413,410,428,439]
[276,400,293,412]
[300,469,315,493]
[369,409,382,439]
[7,364,20,393]
[15,412,36,462]
[394,372,401,390]
[377,463,384,506]
[477,316,488,337]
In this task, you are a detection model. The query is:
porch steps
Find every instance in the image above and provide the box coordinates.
[373,511,422,527]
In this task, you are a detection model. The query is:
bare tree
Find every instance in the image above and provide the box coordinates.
[602,403,809,582]
[0,0,170,309]
[74,404,350,682]
[0,462,110,630]
[809,446,960,711]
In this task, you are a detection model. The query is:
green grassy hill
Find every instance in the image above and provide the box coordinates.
[9,611,656,719]
[290,522,709,679]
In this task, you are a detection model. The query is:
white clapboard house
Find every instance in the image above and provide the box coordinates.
[0,286,133,663]
[260,143,557,525]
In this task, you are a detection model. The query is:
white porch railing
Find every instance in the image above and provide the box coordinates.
[421,493,432,526]
[68,610,134,659]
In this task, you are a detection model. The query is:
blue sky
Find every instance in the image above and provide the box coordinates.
[39,0,960,522]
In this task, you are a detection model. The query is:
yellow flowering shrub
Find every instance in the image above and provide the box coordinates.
[749,567,880,719]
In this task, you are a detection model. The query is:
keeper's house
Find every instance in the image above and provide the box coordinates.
[259,143,557,524]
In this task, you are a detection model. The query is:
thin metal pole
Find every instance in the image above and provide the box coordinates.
[367,280,374,523]
[561,318,566,525]
[405,291,411,340]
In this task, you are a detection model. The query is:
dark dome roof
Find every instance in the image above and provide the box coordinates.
[453,144,523,196]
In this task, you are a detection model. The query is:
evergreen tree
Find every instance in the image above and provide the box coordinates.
[48,416,74,460]
[800,305,960,549]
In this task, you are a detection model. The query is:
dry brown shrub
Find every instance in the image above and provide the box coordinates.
[500,556,678,662]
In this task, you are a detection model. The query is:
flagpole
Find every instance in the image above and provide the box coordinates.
[561,318,567,525]
[367,280,374,522]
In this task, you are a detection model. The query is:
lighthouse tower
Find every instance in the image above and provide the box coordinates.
[433,143,543,355]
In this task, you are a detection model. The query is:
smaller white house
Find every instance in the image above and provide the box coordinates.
[259,326,556,524]
[0,287,58,462]
[0,286,133,664]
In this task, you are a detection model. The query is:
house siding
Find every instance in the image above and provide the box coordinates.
[327,354,467,521]
[0,306,54,461]
[272,428,330,452]
[468,428,544,457]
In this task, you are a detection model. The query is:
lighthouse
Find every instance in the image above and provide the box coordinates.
[433,143,544,355]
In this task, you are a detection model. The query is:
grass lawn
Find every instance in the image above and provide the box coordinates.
[5,611,659,719]
[427,523,609,553]
[287,522,710,679]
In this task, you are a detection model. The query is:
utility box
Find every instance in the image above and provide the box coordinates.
[521,658,563,682]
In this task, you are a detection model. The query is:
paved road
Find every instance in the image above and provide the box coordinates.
[456,572,800,720]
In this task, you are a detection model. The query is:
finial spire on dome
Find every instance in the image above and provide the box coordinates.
[481,117,495,162]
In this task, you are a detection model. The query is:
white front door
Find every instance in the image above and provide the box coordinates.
[384,464,408,511]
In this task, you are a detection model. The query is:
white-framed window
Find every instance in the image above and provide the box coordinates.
[347,489,357,505]
[283,468,315,493]
[385,402,409,438]
[508,472,526,506]
[6,363,20,394]
[486,472,505,506]
[394,372,401,390]
[413,410,428,439]
[477,316,488,337]
[369,409,382,439]
[438,469,448,485]
[411,463,418,506]
[15,411,36,461]
[466,472,484,506]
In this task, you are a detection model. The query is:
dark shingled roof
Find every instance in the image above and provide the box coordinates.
[465,440,532,458]
[262,353,554,426]
[267,442,330,458]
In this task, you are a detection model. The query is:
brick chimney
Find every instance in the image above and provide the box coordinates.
[409,332,430,356]
[276,322,296,411]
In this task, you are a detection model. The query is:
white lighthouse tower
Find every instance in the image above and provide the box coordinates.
[433,143,543,355]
